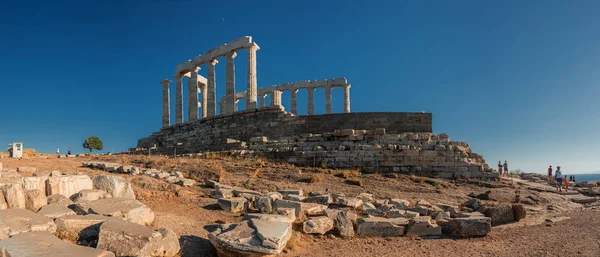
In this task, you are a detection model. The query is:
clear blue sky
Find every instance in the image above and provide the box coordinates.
[1,1,599,174]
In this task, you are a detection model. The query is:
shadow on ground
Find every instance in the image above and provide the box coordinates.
[179,235,216,257]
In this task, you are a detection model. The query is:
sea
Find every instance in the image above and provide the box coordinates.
[567,173,600,183]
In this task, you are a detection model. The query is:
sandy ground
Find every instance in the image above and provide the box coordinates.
[1,155,597,257]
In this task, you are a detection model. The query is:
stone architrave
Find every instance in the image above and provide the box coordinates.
[246,43,259,109]
[325,86,332,114]
[207,59,218,117]
[225,51,237,114]
[174,74,184,124]
[344,84,351,113]
[188,67,200,121]
[290,89,298,115]
[307,88,315,115]
[160,79,171,128]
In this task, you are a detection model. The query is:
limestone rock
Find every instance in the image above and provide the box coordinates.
[512,204,526,221]
[70,197,155,226]
[442,217,491,237]
[339,197,363,209]
[283,194,306,202]
[361,202,385,217]
[177,178,196,186]
[390,199,410,210]
[17,166,36,173]
[334,211,355,238]
[55,214,113,241]
[92,175,136,199]
[218,197,248,213]
[36,203,77,219]
[305,195,332,205]
[2,183,26,209]
[357,217,407,237]
[0,209,57,239]
[301,202,328,216]
[357,193,374,203]
[25,189,47,212]
[484,205,515,226]
[22,176,48,191]
[46,174,93,198]
[97,219,180,257]
[255,195,273,214]
[242,213,295,224]
[406,216,442,237]
[211,188,233,199]
[0,190,7,210]
[71,189,112,202]
[302,216,334,234]
[47,194,72,205]
[0,231,115,257]
[277,189,303,196]
[273,199,302,220]
[209,220,292,256]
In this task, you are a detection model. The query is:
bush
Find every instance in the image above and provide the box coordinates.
[309,174,324,183]
[346,178,363,187]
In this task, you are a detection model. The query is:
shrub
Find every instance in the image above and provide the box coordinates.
[346,178,364,187]
[309,174,324,183]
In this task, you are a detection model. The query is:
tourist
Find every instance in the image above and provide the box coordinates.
[573,175,576,183]
[503,161,508,177]
[548,165,553,181]
[498,161,503,176]
[555,166,563,192]
[563,175,569,191]
[68,146,71,155]
[56,147,60,156]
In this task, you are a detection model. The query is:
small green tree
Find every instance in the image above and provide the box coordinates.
[83,136,103,153]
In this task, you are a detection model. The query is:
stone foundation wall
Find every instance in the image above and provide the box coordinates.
[137,107,432,154]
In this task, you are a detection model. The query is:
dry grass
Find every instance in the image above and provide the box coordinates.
[346,178,364,187]
[309,174,324,183]
[320,161,327,169]
[336,168,361,179]
[251,168,263,179]
[285,231,307,251]
[216,164,227,183]
[409,175,426,184]
[54,228,79,243]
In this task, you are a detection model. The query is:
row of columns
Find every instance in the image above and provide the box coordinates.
[161,44,259,128]
[254,85,351,115]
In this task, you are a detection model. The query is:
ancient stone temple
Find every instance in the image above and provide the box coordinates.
[137,36,495,178]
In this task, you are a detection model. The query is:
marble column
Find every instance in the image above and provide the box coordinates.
[307,88,315,115]
[201,83,208,118]
[290,89,298,115]
[259,94,265,108]
[161,79,171,128]
[271,90,282,106]
[225,51,237,115]
[174,74,184,124]
[325,87,332,114]
[207,59,218,117]
[219,97,225,115]
[344,85,351,113]
[187,67,200,121]
[246,43,259,109]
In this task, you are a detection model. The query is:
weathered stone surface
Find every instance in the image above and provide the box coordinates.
[0,231,115,257]
[357,193,374,203]
[70,197,155,226]
[512,204,526,221]
[177,178,196,186]
[46,175,93,198]
[97,219,180,257]
[283,194,306,202]
[255,195,273,214]
[37,203,77,219]
[406,216,441,237]
[209,220,292,256]
[22,176,48,191]
[302,202,328,216]
[442,217,492,237]
[25,189,47,212]
[211,188,233,199]
[233,188,262,197]
[339,197,363,209]
[218,197,249,213]
[361,202,385,217]
[47,194,72,205]
[71,189,112,202]
[0,209,57,239]
[2,183,26,209]
[484,205,515,226]
[305,195,332,205]
[277,189,303,196]
[55,214,113,241]
[335,211,355,238]
[273,199,302,220]
[303,216,334,234]
[16,166,36,173]
[0,190,7,210]
[242,213,295,224]
[92,175,136,199]
[390,199,410,210]
[357,217,406,237]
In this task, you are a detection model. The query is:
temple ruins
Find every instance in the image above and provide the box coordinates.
[137,36,495,178]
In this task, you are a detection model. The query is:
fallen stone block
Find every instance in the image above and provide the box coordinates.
[284,194,306,202]
[25,189,47,212]
[361,202,385,217]
[305,195,332,205]
[243,213,295,224]
[97,219,180,257]
[0,231,115,257]
[47,194,72,205]
[334,211,355,238]
[46,175,93,198]
[0,209,57,239]
[2,183,26,209]
[357,217,407,237]
[277,189,303,196]
[302,202,328,216]
[484,205,515,226]
[406,216,442,237]
[55,214,113,241]
[274,199,302,220]
[0,191,7,209]
[218,197,248,213]
[512,204,526,221]
[255,195,273,214]
[37,203,77,219]
[71,189,112,202]
[233,188,262,197]
[339,197,363,209]
[357,193,374,203]
[177,178,196,186]
[211,188,233,199]
[92,175,136,199]
[303,216,334,234]
[209,220,292,256]
[70,197,155,226]
[441,217,491,237]
[204,179,219,188]
[390,199,411,210]
[22,176,48,191]
[16,166,36,173]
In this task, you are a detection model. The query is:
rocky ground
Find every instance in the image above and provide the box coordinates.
[1,154,598,256]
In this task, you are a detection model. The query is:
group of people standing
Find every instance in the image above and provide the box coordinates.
[548,165,574,192]
[497,161,508,176]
